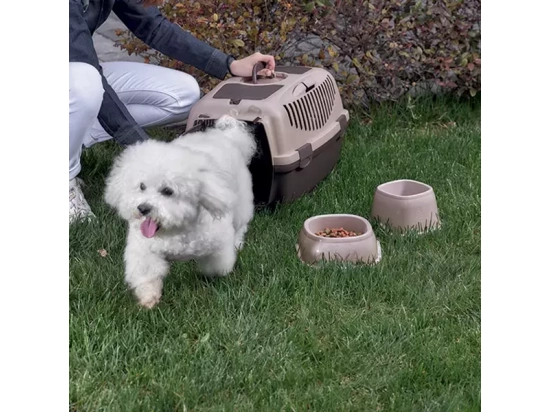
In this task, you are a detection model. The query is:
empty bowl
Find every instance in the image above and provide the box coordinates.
[297,214,382,265]
[371,179,440,232]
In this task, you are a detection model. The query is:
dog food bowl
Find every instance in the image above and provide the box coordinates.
[371,179,440,232]
[297,214,382,265]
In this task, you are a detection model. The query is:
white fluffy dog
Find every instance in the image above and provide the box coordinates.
[104,116,256,308]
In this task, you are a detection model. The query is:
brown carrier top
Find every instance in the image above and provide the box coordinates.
[186,65,349,169]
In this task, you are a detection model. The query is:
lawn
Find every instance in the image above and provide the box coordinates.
[69,97,481,411]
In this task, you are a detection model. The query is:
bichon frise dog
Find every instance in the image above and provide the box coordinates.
[104,116,257,308]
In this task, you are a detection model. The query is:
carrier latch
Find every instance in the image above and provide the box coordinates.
[297,143,313,169]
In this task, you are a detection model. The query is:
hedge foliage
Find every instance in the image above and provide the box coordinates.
[116,0,481,106]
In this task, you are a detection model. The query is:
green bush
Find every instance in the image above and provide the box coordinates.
[116,0,481,106]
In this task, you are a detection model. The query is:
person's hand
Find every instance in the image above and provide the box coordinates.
[229,52,276,77]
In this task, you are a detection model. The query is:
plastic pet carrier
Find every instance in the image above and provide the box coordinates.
[185,64,349,206]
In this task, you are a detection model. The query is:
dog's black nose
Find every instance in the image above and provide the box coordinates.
[137,203,152,216]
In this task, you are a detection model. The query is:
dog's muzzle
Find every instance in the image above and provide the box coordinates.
[137,203,152,216]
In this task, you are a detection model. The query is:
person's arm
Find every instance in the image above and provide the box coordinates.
[112,0,233,80]
[69,0,149,146]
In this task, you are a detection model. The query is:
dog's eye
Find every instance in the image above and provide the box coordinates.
[140,183,146,191]
[160,187,174,196]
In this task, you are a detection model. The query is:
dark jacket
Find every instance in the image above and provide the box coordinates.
[69,0,233,145]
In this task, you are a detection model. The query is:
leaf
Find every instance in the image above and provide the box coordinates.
[200,333,210,343]
[213,13,219,22]
[469,88,477,97]
[232,39,245,47]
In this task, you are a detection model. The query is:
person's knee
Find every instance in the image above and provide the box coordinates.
[186,77,201,106]
[171,73,201,116]
[69,62,104,118]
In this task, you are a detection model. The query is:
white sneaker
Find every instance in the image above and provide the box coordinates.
[69,178,96,223]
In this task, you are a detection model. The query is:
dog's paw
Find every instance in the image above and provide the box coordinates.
[137,292,161,309]
[234,226,248,251]
[198,248,237,278]
[198,260,229,278]
[133,278,163,309]
[234,239,244,251]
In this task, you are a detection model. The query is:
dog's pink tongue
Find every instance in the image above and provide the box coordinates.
[140,217,158,238]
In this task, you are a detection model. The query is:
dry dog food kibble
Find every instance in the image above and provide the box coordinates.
[315,228,361,238]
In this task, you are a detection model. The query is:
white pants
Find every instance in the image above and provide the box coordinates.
[69,61,201,180]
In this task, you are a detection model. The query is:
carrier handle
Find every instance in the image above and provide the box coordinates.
[252,62,266,84]
[251,61,276,84]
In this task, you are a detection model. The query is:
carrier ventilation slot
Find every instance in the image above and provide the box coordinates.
[283,76,336,131]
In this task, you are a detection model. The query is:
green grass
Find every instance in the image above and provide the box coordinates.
[70,96,481,412]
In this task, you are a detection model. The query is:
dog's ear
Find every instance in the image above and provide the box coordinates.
[198,169,236,219]
[104,154,126,210]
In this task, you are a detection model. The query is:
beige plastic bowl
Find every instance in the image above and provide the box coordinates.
[297,214,382,265]
[371,179,440,232]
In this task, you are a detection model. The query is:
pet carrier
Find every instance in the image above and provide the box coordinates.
[185,63,349,205]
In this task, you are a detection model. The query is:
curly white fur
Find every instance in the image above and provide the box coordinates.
[105,116,256,308]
